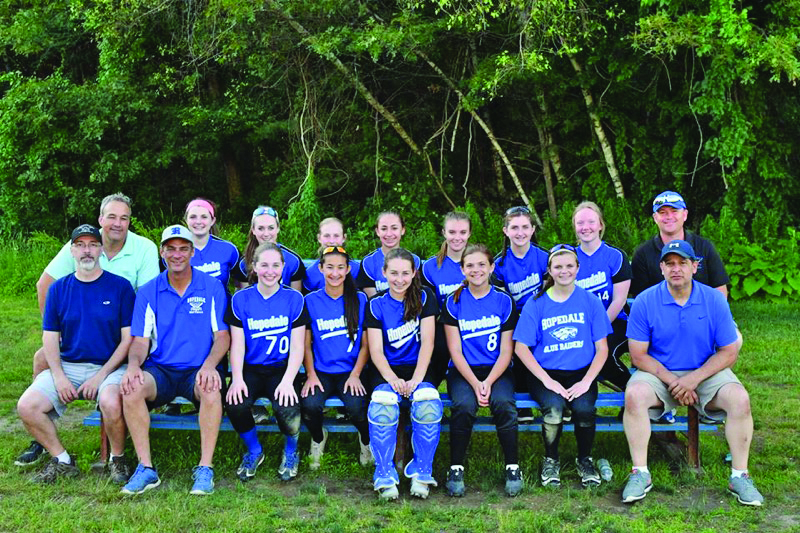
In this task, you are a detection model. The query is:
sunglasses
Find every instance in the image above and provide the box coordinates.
[505,206,531,216]
[653,194,684,207]
[322,246,347,255]
[252,206,279,219]
[549,243,576,255]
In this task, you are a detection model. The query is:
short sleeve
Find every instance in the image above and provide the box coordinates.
[42,282,61,332]
[588,292,613,342]
[356,264,374,289]
[232,258,249,284]
[211,279,229,332]
[626,293,651,343]
[421,259,435,289]
[420,286,438,318]
[290,258,306,282]
[512,299,541,348]
[227,292,244,328]
[440,296,458,326]
[136,238,160,290]
[365,299,381,328]
[701,242,730,288]
[630,244,650,297]
[500,296,518,332]
[291,293,310,328]
[710,291,738,348]
[131,287,152,338]
[43,242,75,280]
[611,249,632,284]
[119,281,136,328]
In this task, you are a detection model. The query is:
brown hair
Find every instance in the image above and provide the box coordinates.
[244,206,281,277]
[452,243,493,304]
[435,211,471,268]
[375,210,405,230]
[572,201,606,241]
[319,247,360,342]
[184,197,219,236]
[383,247,422,322]
[249,241,284,284]
[534,247,579,300]
[498,207,535,267]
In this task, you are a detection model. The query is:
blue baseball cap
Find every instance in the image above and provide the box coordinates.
[160,225,194,245]
[660,239,697,262]
[652,190,687,212]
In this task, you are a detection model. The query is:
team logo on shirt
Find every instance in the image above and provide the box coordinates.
[438,282,463,298]
[187,296,206,314]
[459,315,501,339]
[195,261,222,276]
[575,271,607,292]
[507,272,541,300]
[248,315,289,338]
[376,280,390,292]
[316,316,356,352]
[550,326,578,341]
[387,318,419,349]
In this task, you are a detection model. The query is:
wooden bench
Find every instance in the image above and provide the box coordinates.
[83,392,718,470]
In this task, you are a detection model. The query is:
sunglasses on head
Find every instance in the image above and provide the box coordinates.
[505,206,531,216]
[549,243,576,255]
[252,206,279,219]
[322,246,347,255]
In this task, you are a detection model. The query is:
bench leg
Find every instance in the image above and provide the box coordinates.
[687,407,701,472]
[90,414,110,474]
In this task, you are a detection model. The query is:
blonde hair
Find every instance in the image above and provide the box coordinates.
[317,217,346,255]
[435,211,471,267]
[572,201,606,241]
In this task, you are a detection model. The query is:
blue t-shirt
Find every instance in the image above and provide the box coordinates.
[422,255,464,309]
[305,289,368,373]
[574,242,631,321]
[513,286,611,371]
[132,269,229,370]
[228,285,309,366]
[43,271,135,365]
[356,248,421,293]
[235,243,306,287]
[493,244,549,311]
[365,286,438,365]
[441,286,517,367]
[626,281,738,371]
[303,259,361,292]
[159,235,240,289]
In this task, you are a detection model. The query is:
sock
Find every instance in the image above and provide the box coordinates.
[240,428,262,455]
[633,465,649,474]
[56,450,71,464]
[506,464,519,470]
[731,468,748,478]
[110,453,124,460]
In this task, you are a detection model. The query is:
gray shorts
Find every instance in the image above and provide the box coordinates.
[628,368,742,422]
[28,361,126,418]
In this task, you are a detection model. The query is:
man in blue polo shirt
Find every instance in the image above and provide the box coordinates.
[120,225,230,496]
[621,240,763,507]
[16,224,135,484]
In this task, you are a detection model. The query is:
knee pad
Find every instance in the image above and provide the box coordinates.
[368,384,400,426]
[405,383,442,485]
[542,407,563,426]
[572,409,596,428]
[410,383,443,424]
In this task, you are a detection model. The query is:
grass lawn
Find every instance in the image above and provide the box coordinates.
[0,296,798,532]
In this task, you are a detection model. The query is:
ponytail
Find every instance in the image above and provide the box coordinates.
[451,280,470,304]
[436,211,471,267]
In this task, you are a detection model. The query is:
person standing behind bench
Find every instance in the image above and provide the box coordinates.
[622,240,763,506]
[17,224,135,483]
[120,225,230,496]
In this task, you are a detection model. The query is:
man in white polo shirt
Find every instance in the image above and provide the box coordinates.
[120,225,230,496]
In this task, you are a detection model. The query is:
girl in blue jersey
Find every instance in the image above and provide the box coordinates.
[182,198,240,291]
[573,201,632,391]
[356,211,421,297]
[441,244,522,498]
[365,248,441,500]
[494,206,549,422]
[422,211,471,385]
[226,242,310,482]
[234,206,306,291]
[513,244,611,488]
[301,246,371,469]
[302,218,361,293]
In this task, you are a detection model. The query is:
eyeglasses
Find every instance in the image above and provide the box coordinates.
[252,206,279,219]
[72,241,102,250]
[505,206,531,216]
[653,194,684,207]
[549,243,576,254]
[322,246,347,255]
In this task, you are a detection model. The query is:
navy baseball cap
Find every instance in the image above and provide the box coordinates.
[71,224,101,243]
[160,225,194,245]
[652,190,687,212]
[660,239,697,262]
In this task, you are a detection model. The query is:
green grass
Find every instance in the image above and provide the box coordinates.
[1,297,799,532]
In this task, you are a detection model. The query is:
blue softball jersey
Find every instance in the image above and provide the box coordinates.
[43,271,136,365]
[422,255,465,308]
[513,286,611,371]
[131,269,228,370]
[303,259,361,292]
[160,235,240,289]
[626,280,738,371]
[365,286,438,365]
[574,242,631,321]
[440,286,517,367]
[228,285,309,366]
[235,243,306,286]
[356,248,421,293]
[305,289,368,373]
[493,244,549,311]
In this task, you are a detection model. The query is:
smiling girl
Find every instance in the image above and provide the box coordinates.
[302,218,361,293]
[356,211,420,297]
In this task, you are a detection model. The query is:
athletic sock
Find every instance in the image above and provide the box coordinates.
[731,468,748,478]
[110,453,124,460]
[240,428,262,456]
[56,450,71,464]
[633,465,649,474]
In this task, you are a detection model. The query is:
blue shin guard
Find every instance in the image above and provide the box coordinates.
[368,384,401,491]
[404,383,442,486]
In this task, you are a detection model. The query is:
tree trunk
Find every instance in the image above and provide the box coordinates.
[527,101,557,220]
[535,88,568,184]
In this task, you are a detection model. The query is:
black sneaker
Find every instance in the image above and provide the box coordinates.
[163,403,182,416]
[576,457,601,487]
[517,408,534,423]
[445,466,465,497]
[29,457,79,483]
[540,457,561,487]
[504,465,523,497]
[15,441,47,466]
[109,456,132,484]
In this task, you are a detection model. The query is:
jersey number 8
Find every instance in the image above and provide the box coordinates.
[486,332,498,352]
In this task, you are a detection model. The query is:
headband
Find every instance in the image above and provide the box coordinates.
[186,199,215,218]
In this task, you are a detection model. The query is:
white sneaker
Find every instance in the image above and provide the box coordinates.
[359,438,374,466]
[410,479,430,499]
[309,428,328,470]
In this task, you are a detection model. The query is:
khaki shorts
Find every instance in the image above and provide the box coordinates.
[29,361,126,418]
[628,368,742,422]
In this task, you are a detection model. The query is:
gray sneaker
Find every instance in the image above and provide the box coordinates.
[504,465,523,497]
[445,465,465,497]
[728,474,764,506]
[540,457,561,487]
[109,456,132,484]
[621,469,652,503]
[30,457,79,483]
[576,457,601,487]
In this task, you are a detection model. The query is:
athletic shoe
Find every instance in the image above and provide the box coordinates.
[654,409,676,424]
[190,466,214,495]
[237,451,265,482]
[576,457,601,487]
[445,465,465,497]
[278,449,300,481]
[359,438,374,467]
[505,465,523,497]
[699,413,722,425]
[540,457,561,487]
[29,457,79,483]
[378,485,399,501]
[109,456,132,484]
[621,469,652,503]
[252,405,270,424]
[121,464,161,494]
[562,406,572,423]
[15,441,47,466]
[409,478,430,499]
[309,428,328,470]
[517,408,534,423]
[728,474,764,507]
[162,403,182,416]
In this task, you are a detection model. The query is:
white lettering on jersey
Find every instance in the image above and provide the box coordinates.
[187,296,206,314]
[387,318,419,349]
[507,272,541,300]
[541,313,585,330]
[574,271,607,292]
[248,315,289,338]
[195,261,222,276]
